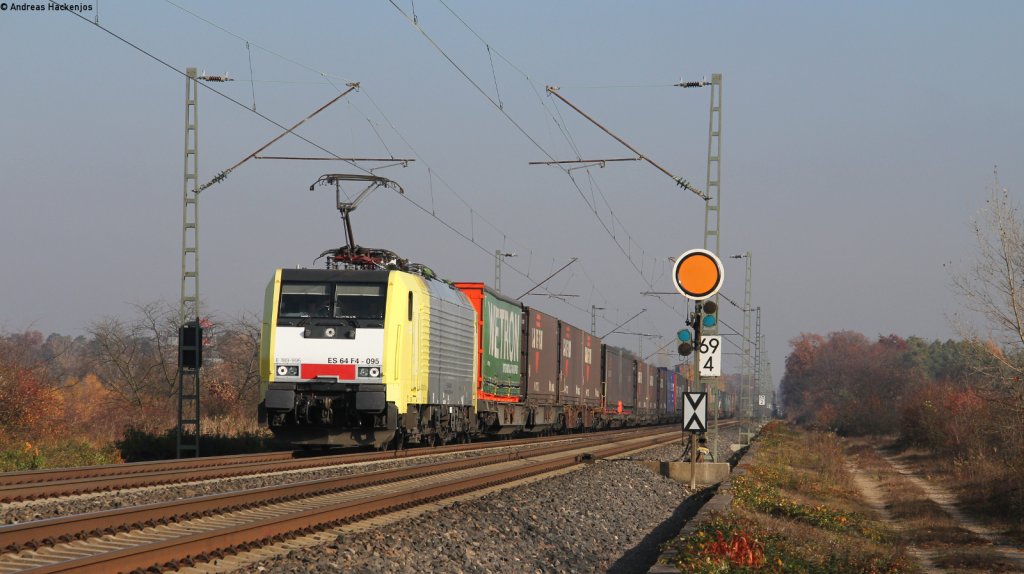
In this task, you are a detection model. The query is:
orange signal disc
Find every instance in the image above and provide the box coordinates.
[673,249,723,300]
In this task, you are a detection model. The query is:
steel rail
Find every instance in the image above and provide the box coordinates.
[0,428,672,552]
[0,427,666,502]
[0,451,295,488]
[14,430,677,574]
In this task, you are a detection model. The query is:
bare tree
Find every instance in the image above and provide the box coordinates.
[953,182,1024,353]
[206,313,262,413]
[86,302,180,428]
[952,180,1024,374]
[950,176,1024,469]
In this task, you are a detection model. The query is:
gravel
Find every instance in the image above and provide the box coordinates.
[0,441,577,526]
[241,460,692,574]
[2,425,743,573]
[238,426,742,574]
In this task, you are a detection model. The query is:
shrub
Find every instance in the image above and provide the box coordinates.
[116,426,279,462]
[0,439,122,472]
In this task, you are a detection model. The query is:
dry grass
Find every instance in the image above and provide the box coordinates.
[661,422,918,573]
[939,458,1024,542]
[930,548,1024,573]
[846,437,1024,574]
[881,440,1024,543]
[202,414,270,437]
[849,439,985,547]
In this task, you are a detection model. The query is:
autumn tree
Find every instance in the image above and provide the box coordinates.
[780,332,921,435]
[0,331,64,442]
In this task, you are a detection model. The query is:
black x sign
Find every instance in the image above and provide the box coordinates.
[683,392,707,432]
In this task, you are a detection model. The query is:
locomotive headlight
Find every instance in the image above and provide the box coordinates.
[276,365,299,377]
[358,367,382,378]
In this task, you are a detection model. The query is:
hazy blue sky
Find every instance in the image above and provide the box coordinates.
[2,1,1022,391]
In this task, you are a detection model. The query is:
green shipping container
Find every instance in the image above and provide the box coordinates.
[481,291,523,398]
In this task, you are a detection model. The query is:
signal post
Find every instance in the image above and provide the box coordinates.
[672,249,724,488]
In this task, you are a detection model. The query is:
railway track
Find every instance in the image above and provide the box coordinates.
[0,427,672,503]
[0,427,680,574]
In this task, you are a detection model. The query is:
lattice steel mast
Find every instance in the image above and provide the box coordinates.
[708,72,724,456]
[178,67,201,458]
[753,307,762,421]
[703,74,723,298]
[703,74,723,455]
[731,251,754,444]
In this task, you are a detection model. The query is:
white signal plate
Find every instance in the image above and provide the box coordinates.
[699,335,721,378]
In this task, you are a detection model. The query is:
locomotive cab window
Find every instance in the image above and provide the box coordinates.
[333,283,387,320]
[278,283,331,319]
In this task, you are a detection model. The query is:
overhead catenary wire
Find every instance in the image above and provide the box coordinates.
[357,88,536,260]
[163,0,357,85]
[55,2,644,343]
[551,84,678,90]
[245,41,257,111]
[55,5,372,184]
[390,6,755,364]
[197,84,363,193]
[545,87,708,200]
[66,1,689,354]
[387,1,690,321]
[331,85,626,320]
[516,258,577,300]
[165,0,543,278]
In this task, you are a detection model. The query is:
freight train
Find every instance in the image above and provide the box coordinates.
[258,264,690,449]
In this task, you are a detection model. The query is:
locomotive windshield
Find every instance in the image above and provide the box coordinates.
[333,283,386,320]
[278,281,387,323]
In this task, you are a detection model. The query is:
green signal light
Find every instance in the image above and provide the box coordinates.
[677,329,692,343]
[702,314,717,328]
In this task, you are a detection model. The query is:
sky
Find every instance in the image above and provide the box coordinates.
[2,1,1022,394]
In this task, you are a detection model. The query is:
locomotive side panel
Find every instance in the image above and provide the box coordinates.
[259,270,282,391]
[383,270,431,413]
[423,279,477,406]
